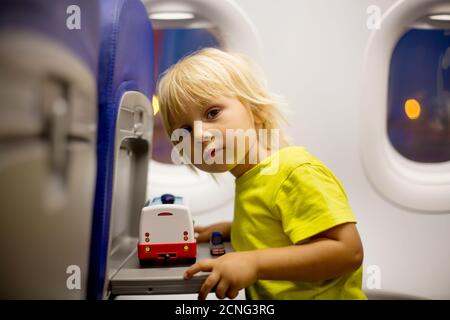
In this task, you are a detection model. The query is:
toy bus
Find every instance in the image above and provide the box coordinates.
[137,194,197,265]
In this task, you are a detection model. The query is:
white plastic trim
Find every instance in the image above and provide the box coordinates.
[115,90,153,143]
[141,0,261,217]
[147,160,235,217]
[360,0,450,213]
[143,0,263,63]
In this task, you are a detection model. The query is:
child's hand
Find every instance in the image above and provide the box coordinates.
[194,222,232,243]
[184,251,258,300]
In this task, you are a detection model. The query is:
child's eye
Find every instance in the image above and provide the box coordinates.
[206,108,221,120]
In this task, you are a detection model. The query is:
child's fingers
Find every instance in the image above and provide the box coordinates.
[198,271,220,300]
[184,259,214,279]
[215,279,230,300]
[194,225,206,233]
[194,226,210,243]
[195,231,210,243]
[226,287,240,299]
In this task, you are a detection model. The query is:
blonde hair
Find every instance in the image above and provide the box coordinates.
[157,48,290,148]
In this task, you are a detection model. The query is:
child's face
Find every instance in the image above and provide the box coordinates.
[169,96,258,173]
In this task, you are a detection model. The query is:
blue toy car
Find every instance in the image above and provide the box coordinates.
[209,231,226,256]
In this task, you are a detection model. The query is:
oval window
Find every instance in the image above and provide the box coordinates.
[151,28,222,164]
[388,29,450,163]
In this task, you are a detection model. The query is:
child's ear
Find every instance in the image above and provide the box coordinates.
[254,117,264,130]
[252,108,267,130]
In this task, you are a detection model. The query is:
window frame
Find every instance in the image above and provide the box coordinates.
[360,0,450,213]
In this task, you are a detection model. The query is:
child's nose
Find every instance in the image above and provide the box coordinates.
[193,124,214,144]
[194,133,214,153]
[202,130,215,142]
[193,127,204,143]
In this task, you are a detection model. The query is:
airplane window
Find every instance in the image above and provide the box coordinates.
[388,29,450,163]
[151,28,221,164]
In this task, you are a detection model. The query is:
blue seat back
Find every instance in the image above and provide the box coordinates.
[88,0,154,299]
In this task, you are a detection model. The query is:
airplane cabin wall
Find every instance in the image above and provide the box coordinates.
[235,0,450,299]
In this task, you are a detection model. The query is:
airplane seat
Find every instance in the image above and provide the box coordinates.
[88,0,154,299]
[0,0,100,298]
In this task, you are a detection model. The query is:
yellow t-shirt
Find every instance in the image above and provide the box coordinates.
[230,146,367,300]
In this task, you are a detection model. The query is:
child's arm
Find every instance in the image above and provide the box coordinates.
[253,221,363,281]
[184,222,363,300]
[194,222,232,243]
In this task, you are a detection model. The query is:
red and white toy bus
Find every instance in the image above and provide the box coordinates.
[138,194,197,265]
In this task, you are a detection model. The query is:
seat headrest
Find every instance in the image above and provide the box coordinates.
[98,0,154,103]
[0,0,100,74]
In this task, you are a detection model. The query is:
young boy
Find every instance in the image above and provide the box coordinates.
[156,48,366,300]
